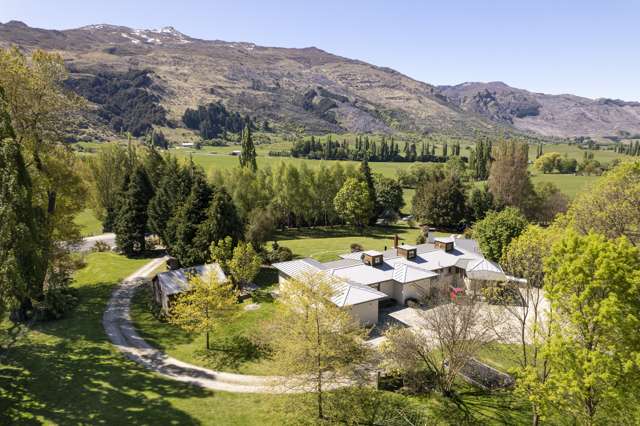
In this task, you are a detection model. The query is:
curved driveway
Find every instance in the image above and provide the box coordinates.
[102,256,288,393]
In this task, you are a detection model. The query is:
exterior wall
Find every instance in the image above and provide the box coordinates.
[348,301,379,325]
[376,280,395,298]
[402,277,436,304]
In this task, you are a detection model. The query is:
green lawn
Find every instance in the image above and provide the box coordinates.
[74,208,103,237]
[131,267,281,375]
[274,223,426,262]
[0,252,293,425]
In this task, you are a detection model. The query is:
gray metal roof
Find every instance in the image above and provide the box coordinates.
[272,258,324,278]
[331,282,387,307]
[156,263,227,296]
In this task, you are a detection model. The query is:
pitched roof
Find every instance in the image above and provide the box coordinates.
[156,263,227,296]
[392,263,438,283]
[272,258,325,277]
[465,258,507,281]
[331,282,387,307]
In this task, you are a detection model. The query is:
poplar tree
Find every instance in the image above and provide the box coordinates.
[239,125,257,172]
[358,157,377,225]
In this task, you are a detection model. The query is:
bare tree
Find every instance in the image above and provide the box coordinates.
[383,295,496,397]
[498,225,555,426]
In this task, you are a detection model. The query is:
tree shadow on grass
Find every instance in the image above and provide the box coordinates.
[274,224,415,242]
[195,335,272,372]
[426,387,531,425]
[0,279,211,425]
[0,339,209,425]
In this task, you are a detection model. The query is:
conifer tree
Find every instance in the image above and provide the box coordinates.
[169,173,213,266]
[115,166,154,256]
[358,157,377,225]
[239,125,257,172]
[193,188,244,264]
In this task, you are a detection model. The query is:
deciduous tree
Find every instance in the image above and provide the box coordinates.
[169,273,238,350]
[265,273,373,421]
[472,207,528,261]
[540,232,640,424]
[334,177,374,230]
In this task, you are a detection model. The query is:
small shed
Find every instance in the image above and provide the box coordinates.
[152,263,227,314]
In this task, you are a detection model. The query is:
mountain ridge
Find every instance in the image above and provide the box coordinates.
[1,21,638,139]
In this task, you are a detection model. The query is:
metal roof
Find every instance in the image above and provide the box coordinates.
[465,258,507,281]
[156,263,227,296]
[331,282,387,307]
[272,258,325,278]
[391,263,438,283]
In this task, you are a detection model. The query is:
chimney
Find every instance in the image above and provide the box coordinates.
[393,234,399,248]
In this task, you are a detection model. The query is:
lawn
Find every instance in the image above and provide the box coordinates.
[74,208,102,237]
[0,252,293,425]
[274,222,426,262]
[131,267,281,375]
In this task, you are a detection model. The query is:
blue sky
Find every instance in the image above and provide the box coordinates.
[2,0,639,100]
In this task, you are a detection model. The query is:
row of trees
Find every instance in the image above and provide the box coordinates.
[0,48,87,322]
[284,135,460,163]
[211,158,405,232]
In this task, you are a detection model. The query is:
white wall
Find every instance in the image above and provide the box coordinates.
[348,301,379,325]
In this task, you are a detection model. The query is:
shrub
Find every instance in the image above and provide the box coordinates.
[35,287,79,320]
[92,240,111,252]
[350,243,363,252]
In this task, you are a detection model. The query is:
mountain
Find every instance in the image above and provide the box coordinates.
[0,21,637,139]
[0,20,503,139]
[437,81,640,138]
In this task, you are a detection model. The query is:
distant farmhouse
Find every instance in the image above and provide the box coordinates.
[273,234,508,325]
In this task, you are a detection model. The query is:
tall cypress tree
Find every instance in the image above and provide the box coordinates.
[239,125,257,172]
[358,157,378,225]
[115,166,154,256]
[0,139,47,320]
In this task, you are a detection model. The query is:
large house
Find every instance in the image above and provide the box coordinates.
[273,235,508,325]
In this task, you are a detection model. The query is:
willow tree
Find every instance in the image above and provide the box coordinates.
[0,48,86,321]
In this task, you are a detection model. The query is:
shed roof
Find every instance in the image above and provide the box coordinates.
[156,263,227,296]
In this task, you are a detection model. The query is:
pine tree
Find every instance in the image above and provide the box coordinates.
[239,125,257,172]
[115,166,154,256]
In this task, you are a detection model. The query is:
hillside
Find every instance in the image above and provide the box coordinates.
[1,21,638,139]
[437,81,640,138]
[0,20,498,139]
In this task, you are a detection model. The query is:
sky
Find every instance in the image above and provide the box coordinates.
[2,0,639,101]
